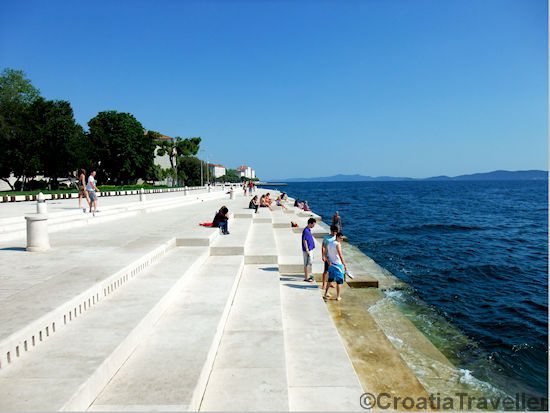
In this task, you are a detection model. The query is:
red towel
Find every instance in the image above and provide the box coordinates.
[199,222,213,227]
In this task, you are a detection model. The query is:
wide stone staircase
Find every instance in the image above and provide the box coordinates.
[0,189,442,411]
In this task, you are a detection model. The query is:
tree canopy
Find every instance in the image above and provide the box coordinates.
[28,98,84,188]
[0,67,219,190]
[156,135,201,186]
[88,111,155,185]
[0,69,42,189]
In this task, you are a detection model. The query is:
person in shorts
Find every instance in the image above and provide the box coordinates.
[302,217,316,282]
[78,168,90,211]
[321,224,339,290]
[86,171,100,213]
[331,211,342,232]
[324,232,348,301]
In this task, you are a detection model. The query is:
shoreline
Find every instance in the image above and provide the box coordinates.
[0,187,545,410]
[281,192,540,407]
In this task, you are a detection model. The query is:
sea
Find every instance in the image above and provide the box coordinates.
[260,180,548,403]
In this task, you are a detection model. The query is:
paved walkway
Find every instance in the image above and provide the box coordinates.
[0,188,458,411]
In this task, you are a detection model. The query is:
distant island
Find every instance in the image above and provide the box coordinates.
[279,170,548,182]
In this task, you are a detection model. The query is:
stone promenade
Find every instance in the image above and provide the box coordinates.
[0,186,455,411]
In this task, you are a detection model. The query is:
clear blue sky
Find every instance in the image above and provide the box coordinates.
[1,0,547,180]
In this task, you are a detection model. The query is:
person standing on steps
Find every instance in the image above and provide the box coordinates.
[78,168,90,212]
[324,232,348,301]
[86,170,100,214]
[321,224,339,290]
[331,211,342,232]
[302,217,316,282]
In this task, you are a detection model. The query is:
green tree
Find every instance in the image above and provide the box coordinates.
[0,68,41,189]
[219,168,242,183]
[155,136,201,186]
[28,98,83,189]
[88,111,155,185]
[179,156,207,186]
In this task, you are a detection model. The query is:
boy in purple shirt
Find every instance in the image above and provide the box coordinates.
[302,218,316,282]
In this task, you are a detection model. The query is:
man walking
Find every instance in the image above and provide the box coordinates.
[86,170,100,214]
[302,218,316,282]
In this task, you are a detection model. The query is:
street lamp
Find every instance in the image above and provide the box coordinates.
[200,149,205,187]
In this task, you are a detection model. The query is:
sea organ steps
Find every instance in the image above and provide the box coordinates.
[0,190,455,410]
[0,245,212,410]
[0,191,250,372]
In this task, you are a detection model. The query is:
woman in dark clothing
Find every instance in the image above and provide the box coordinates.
[249,196,259,213]
[213,206,229,234]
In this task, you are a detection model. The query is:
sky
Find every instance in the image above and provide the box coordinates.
[0,0,547,180]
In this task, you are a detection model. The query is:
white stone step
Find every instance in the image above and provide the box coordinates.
[251,206,273,223]
[0,246,211,411]
[0,194,253,368]
[200,264,288,411]
[245,222,278,264]
[0,238,177,372]
[88,256,245,412]
[275,227,324,275]
[280,274,364,411]
[271,208,295,228]
[210,217,253,256]
[0,193,227,243]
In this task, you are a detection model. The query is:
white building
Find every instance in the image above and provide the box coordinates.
[236,165,255,179]
[208,163,226,179]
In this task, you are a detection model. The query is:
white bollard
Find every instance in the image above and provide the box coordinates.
[208,184,212,193]
[25,214,50,252]
[184,186,189,196]
[230,187,235,200]
[36,192,47,214]
[139,188,146,202]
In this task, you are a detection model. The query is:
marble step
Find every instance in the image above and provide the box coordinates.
[0,192,227,243]
[244,222,278,264]
[275,227,324,275]
[280,274,365,411]
[210,217,254,256]
[88,256,245,412]
[0,246,211,411]
[0,238,177,372]
[200,264,288,411]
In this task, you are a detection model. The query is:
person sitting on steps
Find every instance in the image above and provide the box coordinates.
[212,206,230,234]
[249,195,259,213]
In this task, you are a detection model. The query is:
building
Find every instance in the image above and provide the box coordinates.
[236,165,256,179]
[208,163,226,179]
[146,132,174,170]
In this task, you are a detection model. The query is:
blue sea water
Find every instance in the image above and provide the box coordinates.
[261,180,548,400]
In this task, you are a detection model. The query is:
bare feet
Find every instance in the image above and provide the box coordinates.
[336,297,342,301]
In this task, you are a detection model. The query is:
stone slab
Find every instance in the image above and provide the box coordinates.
[0,246,210,411]
[90,256,245,412]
